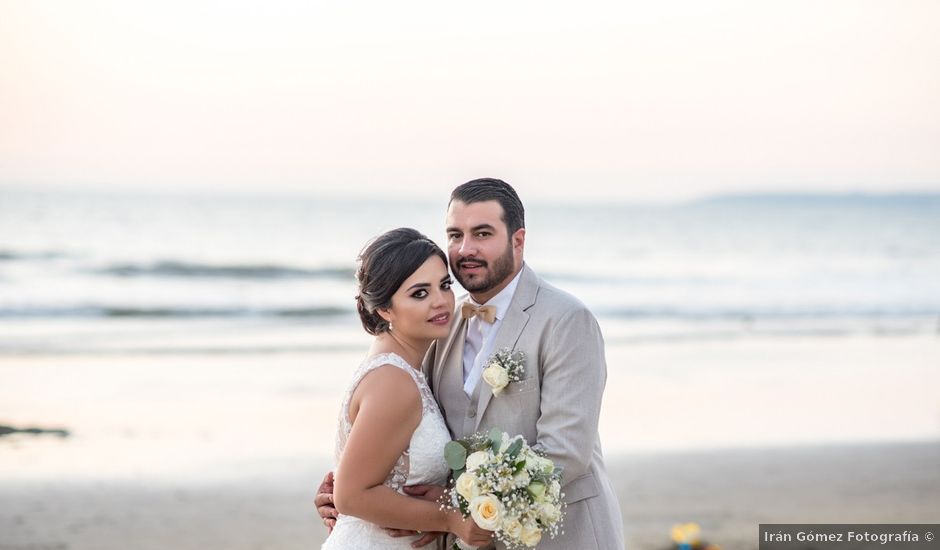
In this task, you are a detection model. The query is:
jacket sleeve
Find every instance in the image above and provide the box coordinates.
[532,306,607,483]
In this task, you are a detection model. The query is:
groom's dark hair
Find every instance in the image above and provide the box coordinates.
[449,178,525,237]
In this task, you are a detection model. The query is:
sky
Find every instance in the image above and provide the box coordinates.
[1,0,938,201]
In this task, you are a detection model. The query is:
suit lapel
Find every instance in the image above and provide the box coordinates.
[432,306,468,399]
[473,265,540,430]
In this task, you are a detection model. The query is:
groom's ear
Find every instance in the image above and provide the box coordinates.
[512,227,526,252]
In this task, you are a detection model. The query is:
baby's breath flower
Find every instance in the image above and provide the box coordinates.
[443,427,564,548]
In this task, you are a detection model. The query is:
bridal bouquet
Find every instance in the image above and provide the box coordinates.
[443,428,565,549]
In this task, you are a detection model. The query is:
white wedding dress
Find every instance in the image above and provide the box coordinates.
[322,352,452,549]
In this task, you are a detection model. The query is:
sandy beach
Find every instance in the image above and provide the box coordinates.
[1,442,938,550]
[2,333,939,550]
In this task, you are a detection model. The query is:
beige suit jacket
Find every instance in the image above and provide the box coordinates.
[424,263,625,550]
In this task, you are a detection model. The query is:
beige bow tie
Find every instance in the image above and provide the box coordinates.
[461,303,497,324]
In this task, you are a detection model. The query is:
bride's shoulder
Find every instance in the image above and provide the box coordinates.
[359,360,414,385]
[354,359,422,406]
[361,351,413,370]
[349,363,423,431]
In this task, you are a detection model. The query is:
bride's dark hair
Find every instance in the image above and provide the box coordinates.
[355,228,447,335]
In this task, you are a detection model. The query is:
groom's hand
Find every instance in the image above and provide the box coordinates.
[315,471,338,532]
[384,528,442,548]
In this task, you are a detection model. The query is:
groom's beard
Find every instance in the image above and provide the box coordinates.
[452,240,515,295]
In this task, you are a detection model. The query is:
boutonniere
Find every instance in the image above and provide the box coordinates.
[481,348,526,397]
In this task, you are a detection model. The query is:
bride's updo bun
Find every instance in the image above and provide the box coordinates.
[355,228,447,336]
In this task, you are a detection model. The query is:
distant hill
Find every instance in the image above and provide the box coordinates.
[693,192,940,208]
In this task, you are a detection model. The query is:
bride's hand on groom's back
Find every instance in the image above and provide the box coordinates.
[315,471,338,531]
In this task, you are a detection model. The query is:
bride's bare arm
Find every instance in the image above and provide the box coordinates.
[334,365,490,544]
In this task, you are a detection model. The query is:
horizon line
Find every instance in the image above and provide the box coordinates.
[2,181,940,207]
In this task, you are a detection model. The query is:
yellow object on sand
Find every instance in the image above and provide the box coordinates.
[671,523,702,545]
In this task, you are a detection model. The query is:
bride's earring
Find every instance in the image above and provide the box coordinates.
[388,321,393,332]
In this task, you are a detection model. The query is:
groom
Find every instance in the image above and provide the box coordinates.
[318,178,624,549]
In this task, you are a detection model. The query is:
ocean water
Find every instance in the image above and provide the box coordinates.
[1,187,939,354]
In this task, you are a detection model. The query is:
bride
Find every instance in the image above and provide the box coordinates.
[321,228,493,549]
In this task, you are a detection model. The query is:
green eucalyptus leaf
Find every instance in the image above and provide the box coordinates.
[488,428,503,451]
[445,441,468,470]
[506,438,523,458]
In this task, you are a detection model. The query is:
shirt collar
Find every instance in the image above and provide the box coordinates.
[467,267,524,322]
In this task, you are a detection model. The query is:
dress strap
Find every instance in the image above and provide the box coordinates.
[358,353,435,409]
[360,352,417,379]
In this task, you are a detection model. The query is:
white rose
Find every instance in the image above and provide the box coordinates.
[502,517,523,539]
[520,522,542,547]
[465,451,488,473]
[482,363,509,395]
[527,481,547,501]
[455,472,481,502]
[468,494,502,531]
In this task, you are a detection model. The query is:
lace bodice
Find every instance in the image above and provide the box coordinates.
[333,352,450,491]
[324,353,452,549]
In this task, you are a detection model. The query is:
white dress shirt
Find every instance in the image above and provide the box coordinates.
[461,268,524,397]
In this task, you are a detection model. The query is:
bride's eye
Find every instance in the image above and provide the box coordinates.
[441,280,453,290]
[412,289,428,299]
